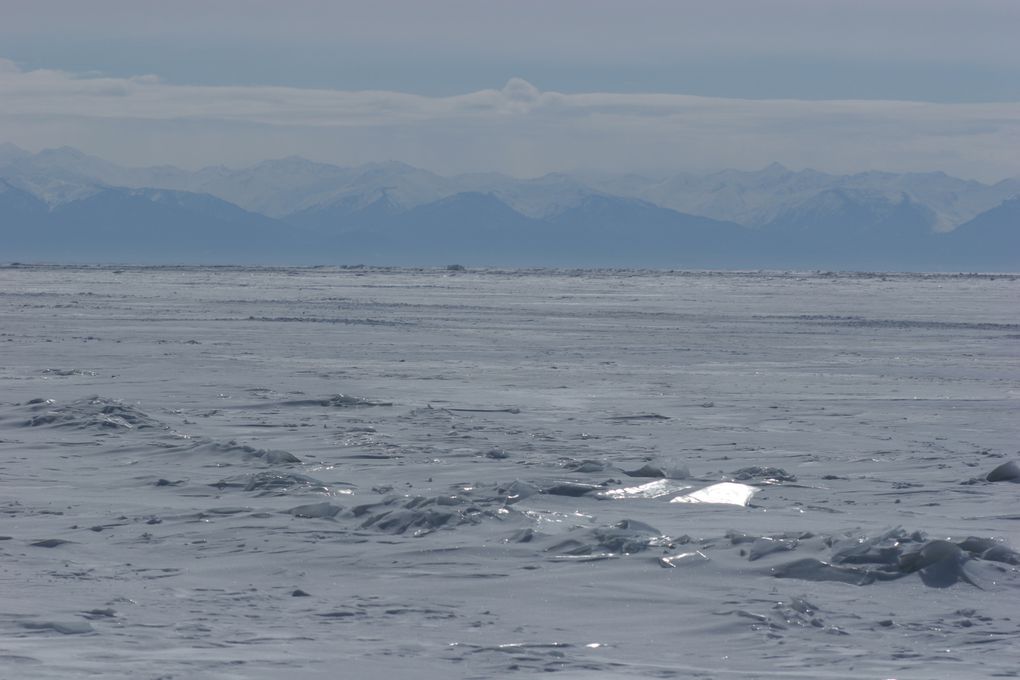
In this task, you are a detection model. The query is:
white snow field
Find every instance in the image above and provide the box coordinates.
[0,265,1017,679]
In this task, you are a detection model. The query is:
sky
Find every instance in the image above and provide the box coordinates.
[1,0,1018,180]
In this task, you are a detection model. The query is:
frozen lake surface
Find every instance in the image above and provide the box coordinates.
[1,265,1018,679]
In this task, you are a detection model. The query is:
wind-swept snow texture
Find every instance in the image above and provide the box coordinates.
[0,265,1017,679]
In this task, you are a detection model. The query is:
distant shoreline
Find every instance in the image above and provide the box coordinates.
[3,262,1016,278]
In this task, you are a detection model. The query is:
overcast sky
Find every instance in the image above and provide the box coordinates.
[2,0,1018,180]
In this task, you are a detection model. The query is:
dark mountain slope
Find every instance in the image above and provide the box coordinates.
[935,197,1020,270]
[5,187,304,264]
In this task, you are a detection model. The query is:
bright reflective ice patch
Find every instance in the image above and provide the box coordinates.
[669,482,758,506]
[521,508,594,525]
[599,479,693,500]
[659,550,710,568]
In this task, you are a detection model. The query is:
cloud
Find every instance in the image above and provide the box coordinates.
[0,59,543,124]
[1,58,1018,180]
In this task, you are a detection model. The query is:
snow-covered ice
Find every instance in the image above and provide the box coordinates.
[0,265,1017,679]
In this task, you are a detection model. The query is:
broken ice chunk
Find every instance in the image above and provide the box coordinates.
[670,482,758,506]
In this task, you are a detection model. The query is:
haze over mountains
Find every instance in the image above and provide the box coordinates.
[1,143,1017,270]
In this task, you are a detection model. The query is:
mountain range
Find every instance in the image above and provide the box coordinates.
[1,143,1017,270]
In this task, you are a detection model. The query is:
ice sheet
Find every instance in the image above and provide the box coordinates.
[0,265,1017,678]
